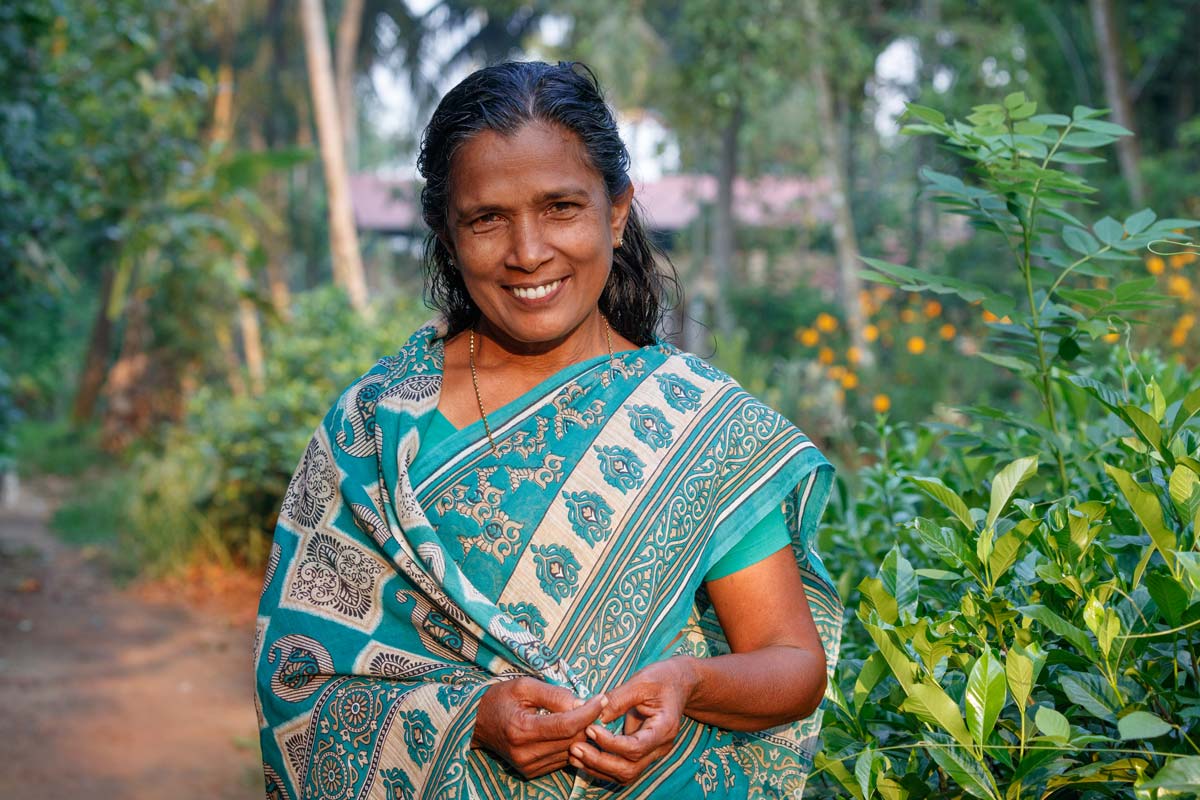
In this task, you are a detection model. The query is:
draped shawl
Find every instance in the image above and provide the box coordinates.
[254,320,842,800]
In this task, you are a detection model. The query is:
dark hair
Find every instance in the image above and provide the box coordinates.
[417,60,677,346]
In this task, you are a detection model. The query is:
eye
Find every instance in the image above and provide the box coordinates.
[470,213,503,232]
[548,201,579,215]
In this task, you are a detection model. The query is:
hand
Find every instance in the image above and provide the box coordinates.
[472,677,608,779]
[567,657,696,785]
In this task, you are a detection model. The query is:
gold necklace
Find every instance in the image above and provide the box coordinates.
[469,318,615,456]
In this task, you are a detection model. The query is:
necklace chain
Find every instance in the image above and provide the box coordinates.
[469,318,615,456]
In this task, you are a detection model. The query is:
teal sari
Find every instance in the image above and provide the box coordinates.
[255,319,841,800]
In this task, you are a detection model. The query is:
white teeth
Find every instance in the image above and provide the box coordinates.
[510,279,561,299]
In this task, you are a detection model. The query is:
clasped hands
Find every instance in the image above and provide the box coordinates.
[471,657,695,785]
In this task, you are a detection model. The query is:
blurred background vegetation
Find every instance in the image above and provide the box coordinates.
[4,0,1200,794]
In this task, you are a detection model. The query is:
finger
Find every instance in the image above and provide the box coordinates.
[568,740,651,786]
[528,695,608,740]
[520,750,571,779]
[520,680,588,714]
[586,718,670,761]
[599,682,654,723]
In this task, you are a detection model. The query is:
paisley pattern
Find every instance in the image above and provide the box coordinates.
[256,318,841,800]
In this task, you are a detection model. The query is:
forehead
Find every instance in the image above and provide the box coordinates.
[448,122,605,209]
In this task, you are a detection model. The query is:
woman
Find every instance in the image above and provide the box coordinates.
[255,61,841,800]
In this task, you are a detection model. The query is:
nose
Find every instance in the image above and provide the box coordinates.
[507,215,554,272]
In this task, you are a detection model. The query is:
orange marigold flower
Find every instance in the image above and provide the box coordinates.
[1170,252,1196,269]
[864,324,880,342]
[827,365,847,381]
[1146,255,1166,275]
[798,328,820,347]
[815,312,839,333]
[1168,275,1193,298]
[872,393,891,414]
[1102,331,1121,343]
[818,346,835,365]
[841,372,859,389]
[939,323,956,340]
[923,299,943,318]
[982,309,999,323]
[907,336,927,354]
[900,308,917,323]
[1180,313,1196,330]
[847,346,863,364]
[1170,328,1189,347]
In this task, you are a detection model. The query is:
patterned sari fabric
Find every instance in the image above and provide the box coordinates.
[255,319,842,800]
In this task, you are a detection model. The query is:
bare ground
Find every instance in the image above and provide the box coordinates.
[0,484,264,799]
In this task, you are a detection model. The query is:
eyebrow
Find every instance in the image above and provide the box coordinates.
[454,187,593,221]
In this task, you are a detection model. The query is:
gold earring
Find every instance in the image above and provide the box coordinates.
[615,236,624,248]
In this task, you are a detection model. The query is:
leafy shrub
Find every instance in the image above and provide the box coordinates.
[124,288,429,571]
[809,95,1200,797]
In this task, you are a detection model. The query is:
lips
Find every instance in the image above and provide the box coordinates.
[507,278,563,300]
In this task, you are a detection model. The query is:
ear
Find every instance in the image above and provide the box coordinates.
[609,183,634,244]
[436,232,457,263]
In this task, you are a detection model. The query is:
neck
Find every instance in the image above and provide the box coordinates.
[472,311,611,378]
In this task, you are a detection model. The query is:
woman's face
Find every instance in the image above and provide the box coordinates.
[444,121,631,352]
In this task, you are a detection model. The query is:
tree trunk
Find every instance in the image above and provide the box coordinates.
[711,98,741,338]
[233,255,266,394]
[71,267,117,424]
[1088,0,1145,206]
[802,0,872,365]
[335,0,365,169]
[299,0,370,313]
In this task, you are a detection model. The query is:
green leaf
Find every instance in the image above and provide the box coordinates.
[1147,379,1167,422]
[1124,208,1156,235]
[1170,385,1200,442]
[854,651,889,714]
[904,103,946,125]
[924,734,1000,800]
[908,476,975,529]
[1146,571,1189,626]
[861,622,917,692]
[978,352,1037,377]
[859,256,1007,311]
[1122,405,1165,450]
[986,456,1038,533]
[989,519,1035,586]
[1139,756,1200,792]
[1005,643,1045,710]
[1094,216,1125,247]
[881,547,919,620]
[859,576,899,625]
[1060,673,1118,721]
[1073,118,1134,137]
[814,752,866,800]
[1068,375,1126,414]
[1118,710,1173,740]
[1035,705,1071,743]
[966,649,1006,748]
[1018,605,1098,659]
[1056,336,1081,361]
[907,682,975,752]
[1105,464,1177,572]
[914,518,975,571]
[1004,92,1027,110]
[1062,226,1100,255]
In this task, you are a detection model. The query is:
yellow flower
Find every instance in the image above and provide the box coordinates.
[900,308,917,323]
[1180,313,1196,330]
[982,309,999,323]
[841,372,859,389]
[827,365,847,381]
[923,299,943,318]
[907,336,927,354]
[818,346,835,365]
[864,324,879,342]
[816,312,839,333]
[847,346,863,364]
[1102,331,1121,343]
[798,328,820,347]
[1170,252,1196,269]
[1168,275,1193,298]
[939,323,956,340]
[1146,255,1166,275]
[1171,328,1189,347]
[872,393,891,414]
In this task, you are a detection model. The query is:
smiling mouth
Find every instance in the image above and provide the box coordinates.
[507,278,563,300]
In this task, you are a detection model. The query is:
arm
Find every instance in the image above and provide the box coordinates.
[568,546,828,782]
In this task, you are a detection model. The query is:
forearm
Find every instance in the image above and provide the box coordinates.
[674,646,827,732]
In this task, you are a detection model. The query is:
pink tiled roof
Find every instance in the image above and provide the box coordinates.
[351,172,833,233]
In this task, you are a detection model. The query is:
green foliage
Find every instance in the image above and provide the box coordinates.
[812,96,1200,798]
[121,289,429,571]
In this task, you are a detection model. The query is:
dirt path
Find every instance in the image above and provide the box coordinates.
[0,485,264,799]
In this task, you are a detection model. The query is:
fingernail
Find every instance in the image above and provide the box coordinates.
[572,699,584,709]
[599,694,609,707]
[571,745,584,758]
[586,726,597,739]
